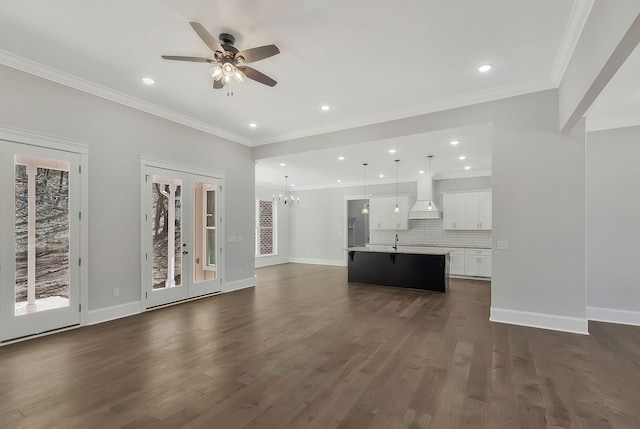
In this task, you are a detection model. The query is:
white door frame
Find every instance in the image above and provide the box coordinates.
[0,126,89,341]
[139,155,225,309]
[343,194,370,265]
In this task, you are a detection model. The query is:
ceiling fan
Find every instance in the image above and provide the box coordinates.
[162,22,280,89]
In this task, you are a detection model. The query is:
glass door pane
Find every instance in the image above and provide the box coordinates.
[14,156,71,315]
[194,183,217,284]
[151,176,182,290]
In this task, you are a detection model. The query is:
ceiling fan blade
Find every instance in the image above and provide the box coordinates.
[236,45,280,63]
[189,22,224,53]
[237,66,277,87]
[213,79,225,89]
[161,55,214,63]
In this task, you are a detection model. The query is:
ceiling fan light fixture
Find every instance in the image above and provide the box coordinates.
[234,69,245,82]
[210,66,223,80]
[222,63,236,77]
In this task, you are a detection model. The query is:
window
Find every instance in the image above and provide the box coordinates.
[256,199,276,256]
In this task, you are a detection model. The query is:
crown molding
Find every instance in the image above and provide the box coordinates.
[0,49,251,146]
[0,125,89,153]
[550,0,595,86]
[252,77,556,146]
[586,112,640,132]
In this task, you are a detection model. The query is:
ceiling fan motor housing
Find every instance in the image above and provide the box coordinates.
[219,33,239,55]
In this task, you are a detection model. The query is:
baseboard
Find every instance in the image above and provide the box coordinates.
[490,307,589,335]
[225,277,256,292]
[587,306,640,327]
[85,301,141,325]
[289,257,347,267]
[255,258,289,268]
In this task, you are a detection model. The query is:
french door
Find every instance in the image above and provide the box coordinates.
[0,142,81,342]
[142,165,224,308]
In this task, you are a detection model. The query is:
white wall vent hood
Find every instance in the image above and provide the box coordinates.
[409,155,441,219]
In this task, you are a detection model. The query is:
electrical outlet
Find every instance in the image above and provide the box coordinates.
[113,288,120,298]
[497,241,508,250]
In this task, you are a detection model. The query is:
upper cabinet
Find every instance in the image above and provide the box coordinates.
[465,191,492,230]
[370,195,409,230]
[442,193,466,229]
[443,191,492,230]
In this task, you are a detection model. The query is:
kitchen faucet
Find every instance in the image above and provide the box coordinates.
[393,234,399,251]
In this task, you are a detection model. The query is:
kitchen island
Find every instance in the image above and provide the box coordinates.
[347,246,450,292]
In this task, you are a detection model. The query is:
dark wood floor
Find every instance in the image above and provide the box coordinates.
[1,263,639,428]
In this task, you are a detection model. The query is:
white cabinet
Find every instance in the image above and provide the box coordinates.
[443,191,492,230]
[448,249,465,276]
[369,196,409,230]
[465,191,492,230]
[369,197,389,230]
[443,193,466,229]
[463,248,492,278]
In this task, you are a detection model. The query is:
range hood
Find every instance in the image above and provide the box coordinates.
[409,161,441,219]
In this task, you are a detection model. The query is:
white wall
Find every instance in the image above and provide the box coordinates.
[289,182,415,265]
[255,185,290,267]
[586,125,640,325]
[0,64,256,313]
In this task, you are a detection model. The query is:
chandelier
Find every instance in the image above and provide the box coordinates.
[273,176,300,207]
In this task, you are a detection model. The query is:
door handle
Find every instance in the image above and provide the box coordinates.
[183,251,189,255]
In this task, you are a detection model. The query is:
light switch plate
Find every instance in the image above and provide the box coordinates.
[497,241,508,250]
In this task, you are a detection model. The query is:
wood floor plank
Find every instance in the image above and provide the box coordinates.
[1,263,640,428]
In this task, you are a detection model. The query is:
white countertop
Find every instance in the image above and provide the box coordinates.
[347,246,451,256]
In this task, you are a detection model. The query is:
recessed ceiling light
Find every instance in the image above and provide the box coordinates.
[418,170,425,174]
[464,166,471,170]
[279,163,286,167]
[450,140,459,146]
[389,149,396,154]
[142,77,155,85]
[458,155,466,160]
[249,123,257,128]
[338,156,345,161]
[290,184,295,187]
[321,105,331,111]
[337,179,342,183]
[379,174,384,178]
[478,64,492,73]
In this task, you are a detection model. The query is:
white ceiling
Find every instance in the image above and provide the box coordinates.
[0,0,595,188]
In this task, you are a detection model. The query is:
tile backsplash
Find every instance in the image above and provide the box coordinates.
[370,219,492,248]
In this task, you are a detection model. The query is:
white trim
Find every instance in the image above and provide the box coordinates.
[490,307,589,335]
[550,0,595,85]
[0,125,89,153]
[586,113,640,132]
[289,257,347,267]
[587,306,640,326]
[224,278,256,292]
[0,49,250,146]
[86,301,142,325]
[139,155,225,179]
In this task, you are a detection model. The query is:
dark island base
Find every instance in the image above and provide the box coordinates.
[348,251,449,292]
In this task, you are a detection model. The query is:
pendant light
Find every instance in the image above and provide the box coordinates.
[361,163,369,214]
[393,159,400,213]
